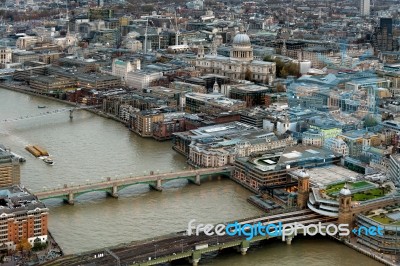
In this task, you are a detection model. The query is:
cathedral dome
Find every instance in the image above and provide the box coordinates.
[233,33,251,46]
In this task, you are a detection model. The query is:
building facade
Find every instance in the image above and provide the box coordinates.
[302,130,324,147]
[0,47,12,65]
[0,147,20,187]
[360,0,370,16]
[195,33,276,84]
[388,154,400,187]
[0,186,48,250]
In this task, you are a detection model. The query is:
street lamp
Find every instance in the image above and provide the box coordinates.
[180,239,184,253]
[154,244,158,259]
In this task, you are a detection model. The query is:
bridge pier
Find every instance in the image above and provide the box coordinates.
[107,185,118,198]
[188,252,201,266]
[195,174,201,185]
[64,192,74,205]
[188,174,201,186]
[237,240,250,255]
[192,258,200,266]
[149,179,163,191]
[285,236,293,245]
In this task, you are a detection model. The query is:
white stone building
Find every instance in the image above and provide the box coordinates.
[324,138,350,157]
[188,133,296,168]
[195,32,276,84]
[0,47,12,64]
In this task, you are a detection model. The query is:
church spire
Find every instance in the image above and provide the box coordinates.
[213,78,219,93]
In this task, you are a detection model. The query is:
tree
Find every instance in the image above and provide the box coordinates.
[363,114,378,128]
[280,67,289,78]
[276,83,285,92]
[142,5,154,13]
[16,239,31,252]
[263,57,299,78]
[32,240,48,252]
[264,55,274,62]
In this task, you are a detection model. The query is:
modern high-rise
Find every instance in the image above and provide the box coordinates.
[388,154,400,187]
[372,18,399,52]
[360,0,370,16]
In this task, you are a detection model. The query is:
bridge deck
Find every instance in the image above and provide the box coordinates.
[34,167,233,200]
[42,209,337,266]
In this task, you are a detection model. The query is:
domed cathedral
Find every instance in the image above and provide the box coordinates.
[230,33,254,61]
[195,31,276,84]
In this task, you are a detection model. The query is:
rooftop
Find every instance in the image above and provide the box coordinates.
[0,186,47,215]
[364,205,400,226]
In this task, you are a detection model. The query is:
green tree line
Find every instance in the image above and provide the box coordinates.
[264,55,299,78]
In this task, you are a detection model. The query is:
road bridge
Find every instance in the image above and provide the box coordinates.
[42,209,337,266]
[34,167,234,204]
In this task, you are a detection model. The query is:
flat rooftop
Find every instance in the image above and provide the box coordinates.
[278,146,339,165]
[306,165,360,188]
[365,205,400,226]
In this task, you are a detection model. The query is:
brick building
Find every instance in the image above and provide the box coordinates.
[0,186,48,250]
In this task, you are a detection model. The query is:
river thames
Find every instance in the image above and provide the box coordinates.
[0,88,382,265]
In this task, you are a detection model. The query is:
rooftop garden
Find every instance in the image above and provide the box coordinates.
[323,181,392,201]
[366,205,400,226]
[352,187,388,201]
[325,181,373,196]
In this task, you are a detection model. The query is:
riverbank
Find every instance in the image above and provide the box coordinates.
[0,83,128,126]
[0,84,391,266]
[328,236,397,266]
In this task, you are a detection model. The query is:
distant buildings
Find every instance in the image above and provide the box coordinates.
[187,129,296,168]
[388,154,400,186]
[360,0,370,16]
[0,146,20,188]
[324,138,350,157]
[0,47,12,65]
[373,18,399,52]
[185,92,246,115]
[229,84,272,108]
[130,110,165,138]
[29,76,75,92]
[232,146,342,192]
[195,33,276,84]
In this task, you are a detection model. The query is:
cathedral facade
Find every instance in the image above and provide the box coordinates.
[195,33,276,84]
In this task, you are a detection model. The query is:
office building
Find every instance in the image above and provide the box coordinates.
[360,0,370,16]
[0,146,20,187]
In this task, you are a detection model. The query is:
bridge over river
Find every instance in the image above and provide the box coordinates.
[43,209,337,266]
[33,167,233,204]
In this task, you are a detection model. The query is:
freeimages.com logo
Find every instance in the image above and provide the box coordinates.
[187,219,384,241]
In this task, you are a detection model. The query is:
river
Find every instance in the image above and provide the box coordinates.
[0,88,382,265]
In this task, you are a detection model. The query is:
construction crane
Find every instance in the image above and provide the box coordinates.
[168,10,180,46]
[174,10,180,45]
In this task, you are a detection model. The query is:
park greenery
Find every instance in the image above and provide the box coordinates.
[324,181,391,201]
[263,56,300,78]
